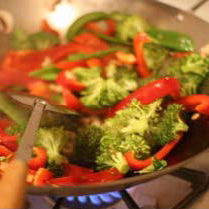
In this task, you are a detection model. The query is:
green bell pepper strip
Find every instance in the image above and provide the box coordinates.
[146,28,194,51]
[67,47,120,61]
[66,12,109,41]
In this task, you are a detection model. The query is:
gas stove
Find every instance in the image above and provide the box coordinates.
[26,151,209,209]
[26,1,209,208]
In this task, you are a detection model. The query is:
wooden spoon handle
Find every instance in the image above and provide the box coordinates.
[0,160,27,209]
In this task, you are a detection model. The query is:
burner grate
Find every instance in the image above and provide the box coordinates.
[51,168,209,209]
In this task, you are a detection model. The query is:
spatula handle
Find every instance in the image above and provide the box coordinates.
[15,100,46,162]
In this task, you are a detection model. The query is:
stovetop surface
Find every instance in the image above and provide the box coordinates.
[27,1,209,208]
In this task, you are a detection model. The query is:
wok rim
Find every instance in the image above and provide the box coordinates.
[27,147,209,196]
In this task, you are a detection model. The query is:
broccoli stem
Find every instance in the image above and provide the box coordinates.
[0,92,29,126]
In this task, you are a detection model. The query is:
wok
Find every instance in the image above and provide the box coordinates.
[0,0,209,197]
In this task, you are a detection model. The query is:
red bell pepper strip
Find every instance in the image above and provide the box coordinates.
[73,32,109,51]
[26,169,36,184]
[33,168,53,186]
[41,19,59,36]
[27,80,51,99]
[47,176,82,186]
[0,119,12,129]
[48,167,122,186]
[55,60,86,70]
[175,94,209,116]
[28,147,47,170]
[0,145,13,157]
[62,163,93,177]
[81,168,123,184]
[107,77,180,117]
[133,32,150,78]
[56,71,85,92]
[0,135,17,152]
[0,128,17,151]
[0,43,101,75]
[124,133,183,170]
[62,88,83,110]
[170,51,192,59]
[85,19,116,36]
[86,58,103,68]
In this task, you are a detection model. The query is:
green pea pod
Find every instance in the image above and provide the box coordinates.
[91,31,131,46]
[67,47,120,61]
[116,15,151,42]
[146,28,194,51]
[29,65,60,81]
[66,11,108,41]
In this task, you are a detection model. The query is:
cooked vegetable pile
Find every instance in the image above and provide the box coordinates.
[0,11,209,186]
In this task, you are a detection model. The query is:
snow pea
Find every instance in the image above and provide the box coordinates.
[29,64,60,81]
[66,12,108,41]
[67,47,120,61]
[146,28,194,51]
[91,31,131,46]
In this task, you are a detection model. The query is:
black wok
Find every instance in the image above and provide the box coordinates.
[0,0,209,196]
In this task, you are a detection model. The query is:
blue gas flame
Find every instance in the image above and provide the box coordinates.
[66,191,122,206]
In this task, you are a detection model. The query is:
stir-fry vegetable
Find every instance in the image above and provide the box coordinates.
[66,12,108,41]
[146,28,194,51]
[0,10,208,187]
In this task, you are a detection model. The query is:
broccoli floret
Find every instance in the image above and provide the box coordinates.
[138,157,167,174]
[80,78,128,108]
[46,162,63,177]
[73,63,138,109]
[116,15,150,41]
[152,104,188,146]
[35,126,68,165]
[96,151,129,174]
[71,67,101,86]
[5,124,25,136]
[72,125,104,167]
[11,28,34,50]
[96,99,162,171]
[29,31,60,50]
[139,53,209,96]
[11,29,60,51]
[105,62,138,92]
[143,43,170,71]
[165,53,209,96]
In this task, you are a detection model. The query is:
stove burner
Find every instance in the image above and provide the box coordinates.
[60,191,122,209]
[51,168,209,209]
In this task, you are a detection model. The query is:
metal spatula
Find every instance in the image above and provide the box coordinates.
[6,92,79,162]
